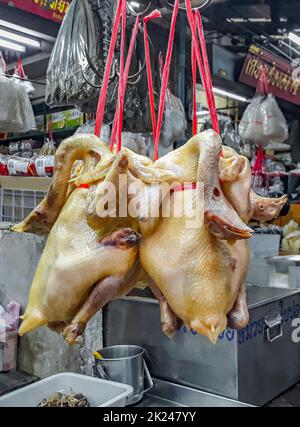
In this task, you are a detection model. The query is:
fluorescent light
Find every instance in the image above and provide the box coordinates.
[213,87,248,103]
[289,32,300,46]
[226,18,246,23]
[0,38,25,52]
[0,29,40,48]
[0,20,56,43]
[248,18,271,23]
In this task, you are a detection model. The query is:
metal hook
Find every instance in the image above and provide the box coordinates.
[159,0,213,11]
[127,0,155,17]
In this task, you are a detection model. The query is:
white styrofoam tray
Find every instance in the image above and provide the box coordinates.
[0,373,133,407]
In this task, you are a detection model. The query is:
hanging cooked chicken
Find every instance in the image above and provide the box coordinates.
[17,136,141,343]
[13,130,287,344]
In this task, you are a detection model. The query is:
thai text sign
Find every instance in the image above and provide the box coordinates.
[1,0,71,23]
[239,44,300,106]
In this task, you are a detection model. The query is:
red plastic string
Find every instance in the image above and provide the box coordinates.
[110,14,140,151]
[48,118,53,142]
[195,10,219,135]
[94,0,122,137]
[256,65,269,96]
[153,0,180,161]
[116,0,127,153]
[185,2,212,125]
[172,182,197,192]
[16,58,25,78]
[143,10,162,145]
[192,40,197,136]
[252,145,265,174]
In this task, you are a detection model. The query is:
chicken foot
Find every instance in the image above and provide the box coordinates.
[12,134,112,235]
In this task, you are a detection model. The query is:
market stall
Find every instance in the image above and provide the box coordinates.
[1,0,300,410]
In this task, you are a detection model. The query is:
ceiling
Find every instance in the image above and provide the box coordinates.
[1,0,300,69]
[199,0,300,61]
[0,2,59,69]
[1,0,300,107]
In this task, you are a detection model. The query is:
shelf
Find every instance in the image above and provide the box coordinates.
[0,127,79,145]
[0,176,52,191]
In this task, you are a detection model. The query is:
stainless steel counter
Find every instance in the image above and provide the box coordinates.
[134,379,253,407]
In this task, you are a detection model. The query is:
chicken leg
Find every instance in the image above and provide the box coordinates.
[62,253,142,345]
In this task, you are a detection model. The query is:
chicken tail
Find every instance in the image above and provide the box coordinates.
[18,310,47,336]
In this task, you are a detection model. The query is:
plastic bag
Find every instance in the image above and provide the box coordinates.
[0,298,20,372]
[0,75,23,132]
[160,93,187,147]
[261,94,288,144]
[45,0,113,111]
[0,50,6,75]
[239,96,269,146]
[121,132,148,156]
[40,139,57,156]
[14,58,35,96]
[75,121,111,144]
[0,155,8,176]
[35,155,55,177]
[13,78,36,132]
[202,115,241,153]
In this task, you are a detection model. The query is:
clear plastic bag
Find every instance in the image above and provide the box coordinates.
[14,80,36,132]
[121,132,148,156]
[239,94,288,146]
[75,121,111,144]
[40,139,57,156]
[45,0,110,111]
[0,75,23,132]
[0,292,20,372]
[160,93,187,147]
[239,96,269,146]
[261,94,288,143]
[0,50,6,75]
[202,115,241,152]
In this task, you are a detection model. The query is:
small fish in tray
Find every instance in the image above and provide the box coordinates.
[38,392,90,407]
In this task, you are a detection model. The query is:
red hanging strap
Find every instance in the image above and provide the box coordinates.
[185,2,213,129]
[185,0,220,138]
[110,14,140,151]
[153,0,180,161]
[191,40,197,136]
[143,10,162,145]
[94,0,123,137]
[195,10,219,135]
[256,65,269,96]
[116,0,127,153]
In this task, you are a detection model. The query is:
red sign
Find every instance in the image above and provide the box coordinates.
[239,44,300,106]
[1,0,71,23]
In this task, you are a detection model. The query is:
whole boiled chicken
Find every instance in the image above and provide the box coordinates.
[17,136,141,344]
[139,131,252,343]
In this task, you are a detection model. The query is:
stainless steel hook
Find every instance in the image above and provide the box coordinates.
[159,0,213,11]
